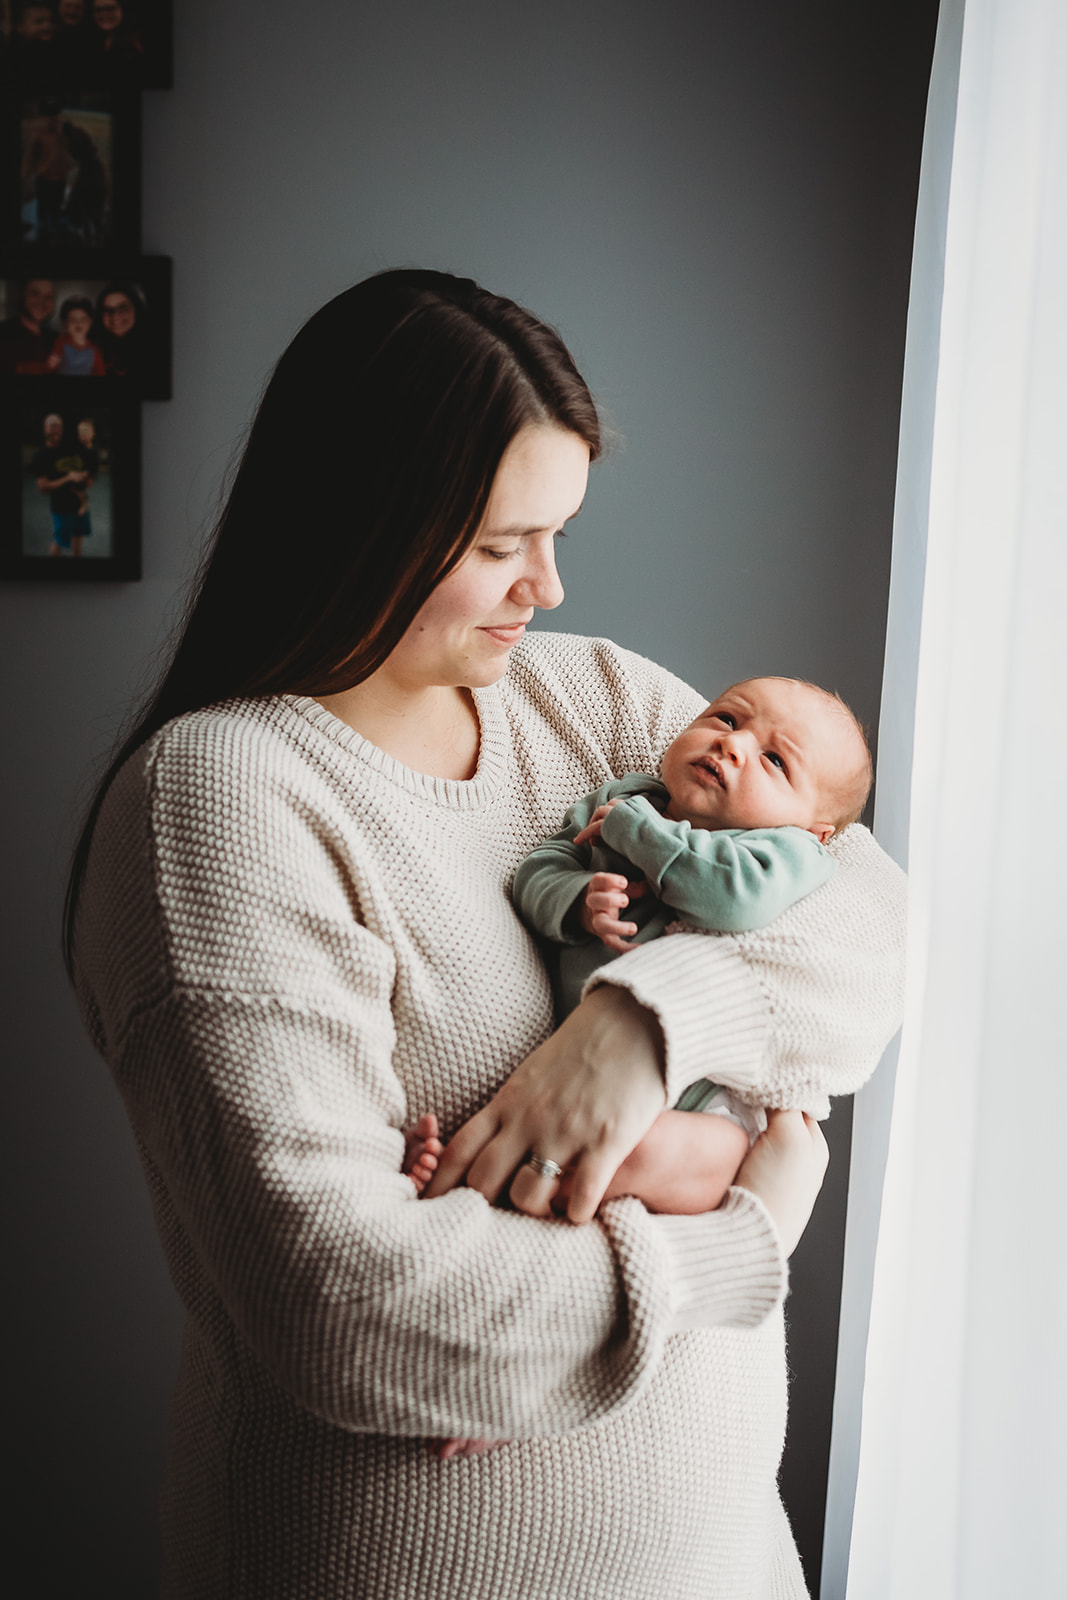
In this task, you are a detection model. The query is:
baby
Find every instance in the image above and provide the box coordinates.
[405,676,872,1214]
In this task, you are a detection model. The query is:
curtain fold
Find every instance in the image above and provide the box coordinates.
[821,6,965,1590]
[834,0,1067,1594]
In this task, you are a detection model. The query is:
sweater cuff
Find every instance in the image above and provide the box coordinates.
[656,1187,788,1331]
[582,929,772,1105]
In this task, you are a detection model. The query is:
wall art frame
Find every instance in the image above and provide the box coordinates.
[1,385,141,580]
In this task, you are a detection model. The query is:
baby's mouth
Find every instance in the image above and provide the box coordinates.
[692,756,725,788]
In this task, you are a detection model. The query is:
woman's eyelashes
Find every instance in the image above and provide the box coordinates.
[480,528,567,562]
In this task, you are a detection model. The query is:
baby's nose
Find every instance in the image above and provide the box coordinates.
[714,731,752,765]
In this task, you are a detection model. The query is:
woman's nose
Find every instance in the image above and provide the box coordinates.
[513,544,564,610]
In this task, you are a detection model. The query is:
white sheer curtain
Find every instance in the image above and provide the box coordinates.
[827,0,1067,1594]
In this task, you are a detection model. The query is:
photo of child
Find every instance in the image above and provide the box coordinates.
[47,293,106,373]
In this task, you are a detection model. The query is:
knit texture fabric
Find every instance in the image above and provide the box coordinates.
[77,633,906,1599]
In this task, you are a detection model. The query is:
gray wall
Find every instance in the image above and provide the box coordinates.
[0,3,936,1593]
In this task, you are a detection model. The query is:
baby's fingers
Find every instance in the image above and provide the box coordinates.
[586,890,629,917]
[589,871,630,892]
[590,915,638,952]
[574,812,617,846]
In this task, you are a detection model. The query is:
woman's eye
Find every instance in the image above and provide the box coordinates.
[482,546,519,562]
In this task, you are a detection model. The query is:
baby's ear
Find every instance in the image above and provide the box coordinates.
[809,821,835,845]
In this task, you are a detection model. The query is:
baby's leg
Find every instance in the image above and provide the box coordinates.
[403,1112,444,1194]
[565,1109,751,1214]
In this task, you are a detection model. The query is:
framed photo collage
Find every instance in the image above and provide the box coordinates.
[1,1,173,580]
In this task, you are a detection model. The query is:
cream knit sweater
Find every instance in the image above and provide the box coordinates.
[78,633,906,1600]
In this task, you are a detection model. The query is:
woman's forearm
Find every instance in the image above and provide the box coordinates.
[427,984,668,1222]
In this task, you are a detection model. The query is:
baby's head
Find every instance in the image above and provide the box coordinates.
[659,676,871,843]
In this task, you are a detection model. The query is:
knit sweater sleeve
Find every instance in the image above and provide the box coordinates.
[590,822,907,1112]
[77,713,787,1442]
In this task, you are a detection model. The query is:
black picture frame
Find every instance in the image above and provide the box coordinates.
[4,86,141,264]
[0,256,172,397]
[1,386,141,580]
[0,1,173,91]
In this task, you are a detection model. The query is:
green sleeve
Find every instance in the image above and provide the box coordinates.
[511,775,657,945]
[597,795,838,933]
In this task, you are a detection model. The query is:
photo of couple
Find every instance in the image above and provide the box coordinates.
[19,93,115,250]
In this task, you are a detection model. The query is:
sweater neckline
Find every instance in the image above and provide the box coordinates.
[282,684,510,809]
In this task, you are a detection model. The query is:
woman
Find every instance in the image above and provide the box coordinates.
[69,270,905,1598]
[88,0,142,69]
[94,281,145,380]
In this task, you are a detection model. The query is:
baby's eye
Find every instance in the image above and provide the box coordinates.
[711,711,736,728]
[765,751,787,772]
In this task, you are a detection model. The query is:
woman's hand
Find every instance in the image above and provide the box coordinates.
[732,1110,829,1257]
[424,985,668,1223]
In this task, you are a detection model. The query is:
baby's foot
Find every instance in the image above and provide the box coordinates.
[554,1109,750,1216]
[403,1112,443,1194]
[428,1436,505,1460]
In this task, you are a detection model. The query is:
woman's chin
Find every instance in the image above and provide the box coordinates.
[461,648,520,688]
[463,662,512,689]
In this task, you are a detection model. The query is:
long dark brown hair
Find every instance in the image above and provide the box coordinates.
[63,268,602,976]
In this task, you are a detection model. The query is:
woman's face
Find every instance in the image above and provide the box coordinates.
[93,0,123,32]
[384,424,589,694]
[101,291,136,336]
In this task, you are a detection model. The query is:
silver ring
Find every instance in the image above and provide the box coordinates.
[525,1152,563,1181]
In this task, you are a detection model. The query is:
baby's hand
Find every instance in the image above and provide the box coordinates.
[580,872,648,951]
[573,798,625,848]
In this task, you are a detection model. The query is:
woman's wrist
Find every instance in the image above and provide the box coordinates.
[584,934,771,1106]
[567,983,667,1086]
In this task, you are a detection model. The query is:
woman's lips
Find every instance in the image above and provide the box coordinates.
[479,623,528,645]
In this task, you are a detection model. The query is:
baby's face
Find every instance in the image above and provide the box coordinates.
[660,677,856,841]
